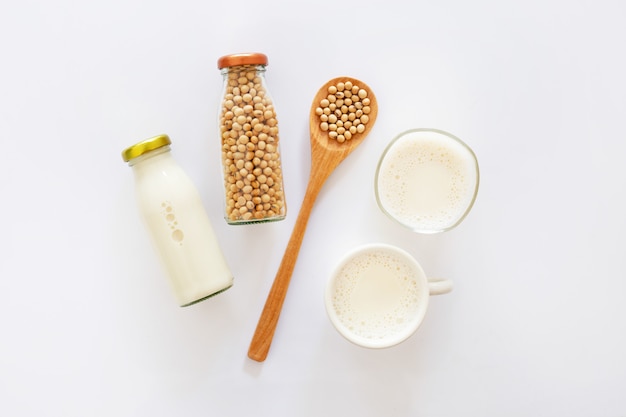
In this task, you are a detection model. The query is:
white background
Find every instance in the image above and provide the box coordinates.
[1,0,625,416]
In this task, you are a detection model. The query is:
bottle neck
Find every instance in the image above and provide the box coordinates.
[127,145,172,167]
[220,64,266,78]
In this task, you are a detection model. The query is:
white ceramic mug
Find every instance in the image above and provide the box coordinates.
[324,243,452,348]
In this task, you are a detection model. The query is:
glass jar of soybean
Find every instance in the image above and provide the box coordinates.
[217,52,287,224]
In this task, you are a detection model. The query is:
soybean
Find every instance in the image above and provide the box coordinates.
[315,81,371,142]
[219,65,286,222]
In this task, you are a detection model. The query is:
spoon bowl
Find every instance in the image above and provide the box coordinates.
[248,76,378,362]
[308,77,378,173]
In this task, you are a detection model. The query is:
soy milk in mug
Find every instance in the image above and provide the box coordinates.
[375,129,479,233]
[325,243,452,348]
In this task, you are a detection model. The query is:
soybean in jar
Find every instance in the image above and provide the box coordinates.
[217,52,287,225]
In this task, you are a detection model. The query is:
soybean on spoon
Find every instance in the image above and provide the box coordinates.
[248,76,378,362]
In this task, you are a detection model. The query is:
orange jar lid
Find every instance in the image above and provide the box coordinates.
[217,52,268,69]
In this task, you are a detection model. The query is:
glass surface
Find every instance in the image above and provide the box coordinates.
[217,63,287,225]
[374,128,479,233]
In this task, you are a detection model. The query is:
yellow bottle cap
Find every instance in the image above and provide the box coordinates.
[121,134,171,162]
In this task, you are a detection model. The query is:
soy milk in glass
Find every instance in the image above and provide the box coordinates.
[375,129,479,233]
[122,134,233,306]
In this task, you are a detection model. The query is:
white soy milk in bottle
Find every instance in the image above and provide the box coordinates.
[122,134,233,306]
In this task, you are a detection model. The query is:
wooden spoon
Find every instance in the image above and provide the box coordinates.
[248,76,378,362]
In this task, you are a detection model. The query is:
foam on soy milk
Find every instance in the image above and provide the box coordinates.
[330,248,424,342]
[376,130,478,232]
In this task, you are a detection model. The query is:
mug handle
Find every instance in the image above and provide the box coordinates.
[427,277,453,295]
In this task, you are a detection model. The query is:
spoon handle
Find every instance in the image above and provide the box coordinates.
[248,169,328,362]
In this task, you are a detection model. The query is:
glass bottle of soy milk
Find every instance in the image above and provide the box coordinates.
[122,134,233,306]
